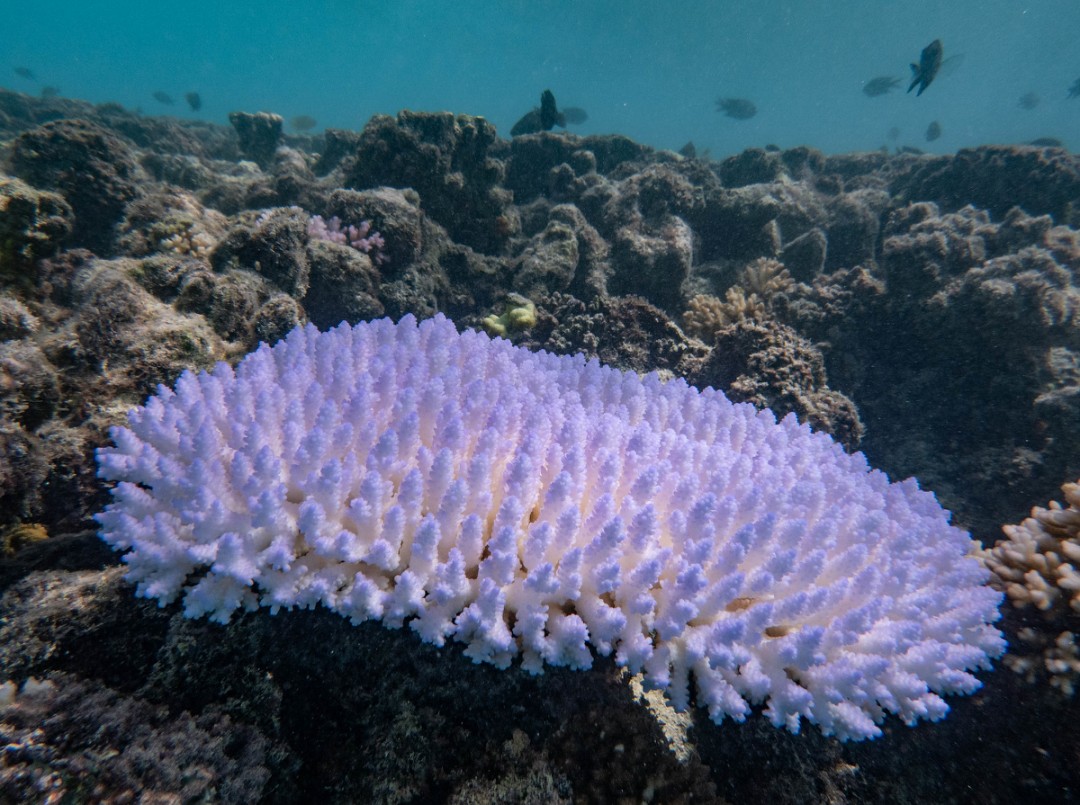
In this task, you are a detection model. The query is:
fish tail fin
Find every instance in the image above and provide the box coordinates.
[907,65,921,93]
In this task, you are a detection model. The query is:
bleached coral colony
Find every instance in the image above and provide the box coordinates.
[95,314,1004,741]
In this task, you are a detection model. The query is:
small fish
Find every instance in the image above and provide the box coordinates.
[290,115,318,132]
[908,39,943,96]
[153,91,175,105]
[185,91,202,111]
[716,97,757,120]
[1018,92,1039,110]
[1068,78,1080,99]
[511,89,566,136]
[887,126,901,140]
[14,66,35,81]
[1028,137,1064,148]
[862,76,901,97]
[678,141,697,159]
[40,86,59,99]
[897,145,925,155]
[925,121,942,142]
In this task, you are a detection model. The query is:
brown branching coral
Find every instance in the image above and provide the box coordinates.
[980,480,1080,615]
[979,479,1080,693]
[682,257,792,343]
[742,256,792,299]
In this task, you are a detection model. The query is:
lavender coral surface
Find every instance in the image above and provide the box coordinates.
[95,314,1004,741]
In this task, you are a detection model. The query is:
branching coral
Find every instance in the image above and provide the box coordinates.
[979,479,1080,692]
[683,258,792,343]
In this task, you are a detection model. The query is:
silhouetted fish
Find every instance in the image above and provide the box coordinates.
[888,126,901,140]
[511,89,567,136]
[716,97,757,120]
[40,86,59,99]
[1018,92,1040,110]
[14,66,35,81]
[679,141,697,159]
[290,115,318,132]
[897,145,925,155]
[1028,137,1063,147]
[863,76,901,97]
[925,121,942,142]
[908,39,943,96]
[153,91,175,105]
[1070,78,1080,99]
[185,91,202,111]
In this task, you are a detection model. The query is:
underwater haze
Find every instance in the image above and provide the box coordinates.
[3,0,1079,154]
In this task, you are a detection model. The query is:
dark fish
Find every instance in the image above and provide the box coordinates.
[863,76,901,97]
[716,97,757,120]
[153,91,175,105]
[1018,92,1039,110]
[888,126,901,140]
[1028,137,1063,147]
[539,89,560,130]
[185,91,202,111]
[40,86,59,99]
[562,106,588,125]
[897,145,925,155]
[1070,78,1080,99]
[290,115,318,132]
[14,66,35,80]
[908,39,943,96]
[925,121,942,142]
[511,89,566,136]
[678,141,697,159]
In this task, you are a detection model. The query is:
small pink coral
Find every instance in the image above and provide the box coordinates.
[307,214,387,265]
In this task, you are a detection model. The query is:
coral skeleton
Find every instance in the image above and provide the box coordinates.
[96,314,1003,740]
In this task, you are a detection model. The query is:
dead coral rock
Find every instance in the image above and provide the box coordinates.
[519,293,708,377]
[893,145,1080,223]
[505,131,655,204]
[0,673,273,804]
[719,147,787,187]
[304,240,384,328]
[780,226,828,281]
[548,203,611,300]
[512,219,580,299]
[0,339,59,430]
[117,190,227,260]
[696,185,781,262]
[0,296,39,340]
[609,216,694,313]
[0,423,49,526]
[796,201,1080,537]
[823,188,890,270]
[694,318,864,450]
[212,206,310,297]
[881,203,996,297]
[576,164,705,311]
[313,127,364,176]
[63,259,225,399]
[9,119,143,255]
[228,110,284,168]
[0,175,73,279]
[347,111,512,254]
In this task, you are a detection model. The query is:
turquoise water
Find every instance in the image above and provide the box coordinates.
[4,0,1078,154]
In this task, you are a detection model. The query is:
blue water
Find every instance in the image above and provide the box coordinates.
[3,0,1078,154]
